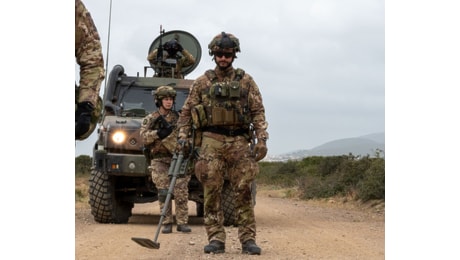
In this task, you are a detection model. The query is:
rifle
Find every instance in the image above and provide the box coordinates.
[142,114,168,164]
[142,113,175,163]
[158,114,172,131]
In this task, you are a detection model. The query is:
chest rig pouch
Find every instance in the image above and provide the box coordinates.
[209,82,239,126]
[192,69,248,128]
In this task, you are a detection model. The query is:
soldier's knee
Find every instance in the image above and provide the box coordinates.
[158,189,168,203]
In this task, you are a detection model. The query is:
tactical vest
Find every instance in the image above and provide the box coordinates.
[192,68,251,129]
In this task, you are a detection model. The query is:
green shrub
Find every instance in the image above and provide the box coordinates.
[258,154,385,201]
[75,155,92,176]
[75,188,86,202]
[357,158,385,201]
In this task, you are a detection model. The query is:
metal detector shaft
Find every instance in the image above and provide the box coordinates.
[131,144,185,249]
[152,150,184,243]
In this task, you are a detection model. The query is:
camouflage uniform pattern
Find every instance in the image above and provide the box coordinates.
[177,65,269,244]
[75,0,105,107]
[147,49,195,79]
[140,110,190,225]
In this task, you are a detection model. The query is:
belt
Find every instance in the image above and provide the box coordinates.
[203,127,247,137]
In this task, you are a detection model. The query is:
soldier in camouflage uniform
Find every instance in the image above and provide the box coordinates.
[147,38,195,79]
[140,86,192,234]
[176,32,269,255]
[75,0,105,140]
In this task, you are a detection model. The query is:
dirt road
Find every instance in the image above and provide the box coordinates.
[75,187,384,259]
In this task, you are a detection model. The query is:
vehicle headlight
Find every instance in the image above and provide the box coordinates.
[112,131,126,144]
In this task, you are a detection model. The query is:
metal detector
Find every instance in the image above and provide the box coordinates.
[131,141,188,249]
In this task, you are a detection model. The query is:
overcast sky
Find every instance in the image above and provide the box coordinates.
[75,0,385,157]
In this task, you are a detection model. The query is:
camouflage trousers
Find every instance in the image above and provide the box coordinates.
[149,157,191,225]
[195,132,259,243]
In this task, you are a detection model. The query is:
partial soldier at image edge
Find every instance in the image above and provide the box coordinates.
[75,0,105,140]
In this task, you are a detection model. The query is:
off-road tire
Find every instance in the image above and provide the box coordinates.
[89,169,134,223]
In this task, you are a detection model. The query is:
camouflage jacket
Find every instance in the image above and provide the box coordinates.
[177,66,269,141]
[147,49,195,79]
[75,0,105,106]
[140,110,179,155]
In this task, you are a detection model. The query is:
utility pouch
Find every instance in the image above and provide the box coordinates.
[210,83,228,97]
[211,106,237,126]
[228,81,240,98]
[191,104,208,128]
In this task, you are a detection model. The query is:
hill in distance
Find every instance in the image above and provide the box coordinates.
[266,132,385,162]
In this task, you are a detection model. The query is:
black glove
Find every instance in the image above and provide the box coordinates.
[164,40,183,54]
[157,126,173,140]
[75,102,94,139]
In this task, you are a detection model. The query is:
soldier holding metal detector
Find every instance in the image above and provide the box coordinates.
[139,86,192,234]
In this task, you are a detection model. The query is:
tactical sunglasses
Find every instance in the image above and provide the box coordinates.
[214,51,234,58]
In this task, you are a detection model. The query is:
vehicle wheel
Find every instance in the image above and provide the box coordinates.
[88,169,133,223]
[196,202,204,217]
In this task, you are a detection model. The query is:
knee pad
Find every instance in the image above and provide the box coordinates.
[158,189,168,203]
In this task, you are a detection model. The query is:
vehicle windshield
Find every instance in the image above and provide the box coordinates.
[117,87,189,116]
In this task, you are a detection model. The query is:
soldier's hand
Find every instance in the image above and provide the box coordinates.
[175,138,190,156]
[157,127,173,140]
[175,128,190,152]
[254,140,267,162]
[75,102,94,139]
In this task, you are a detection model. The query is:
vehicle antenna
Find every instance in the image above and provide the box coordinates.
[103,0,113,92]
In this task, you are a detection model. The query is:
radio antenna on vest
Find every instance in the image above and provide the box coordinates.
[104,0,113,92]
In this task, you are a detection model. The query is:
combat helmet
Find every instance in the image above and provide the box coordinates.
[208,32,241,56]
[153,85,176,107]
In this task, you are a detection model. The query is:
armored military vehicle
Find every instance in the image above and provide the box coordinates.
[88,29,239,225]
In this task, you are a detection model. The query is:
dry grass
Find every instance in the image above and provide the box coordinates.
[74,177,384,214]
[75,175,89,208]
